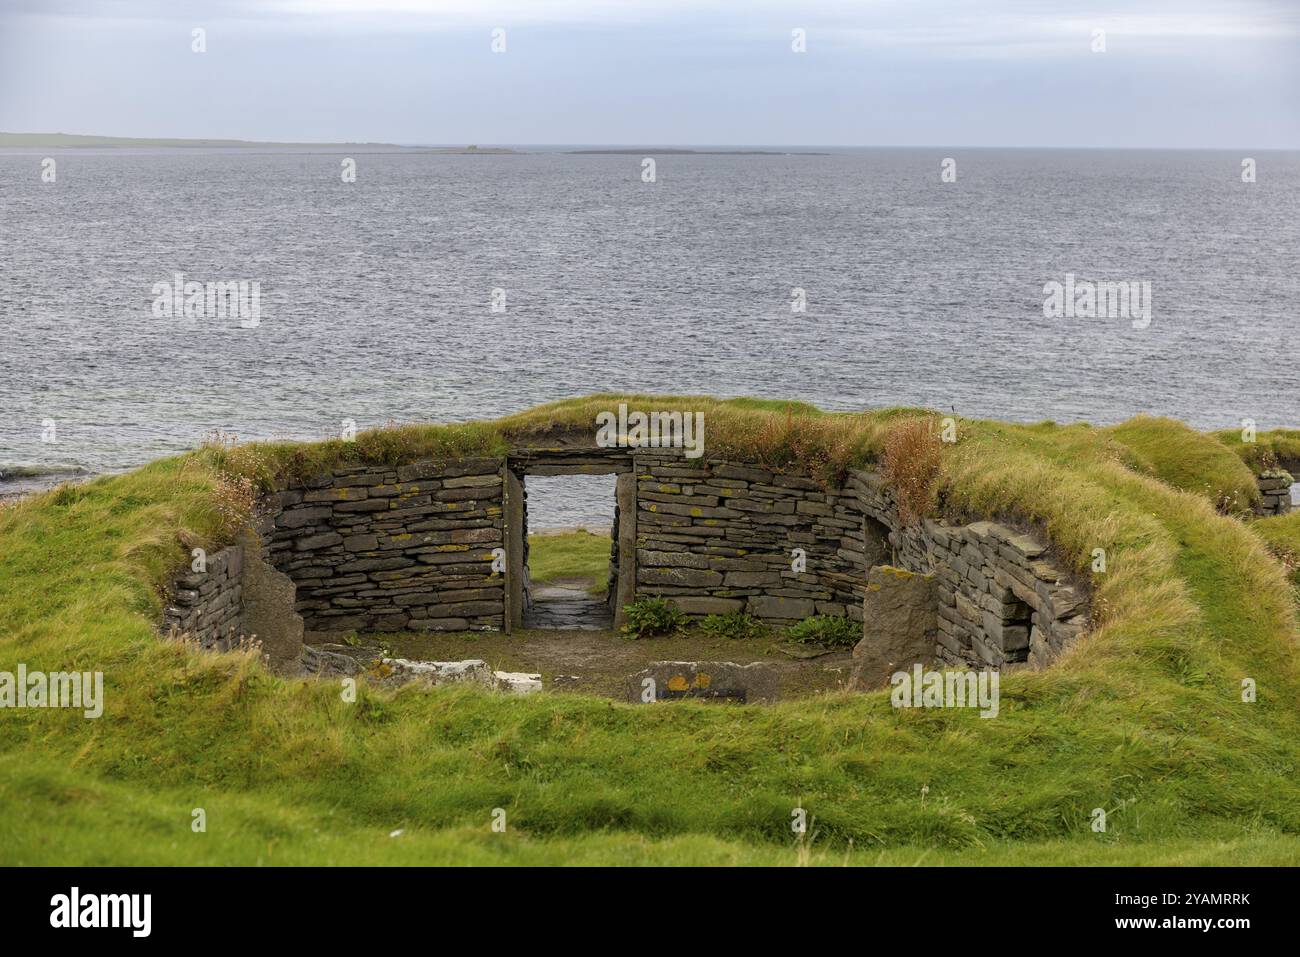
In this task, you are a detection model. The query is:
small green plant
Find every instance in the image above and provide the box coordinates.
[698,612,768,640]
[786,615,859,648]
[620,598,687,639]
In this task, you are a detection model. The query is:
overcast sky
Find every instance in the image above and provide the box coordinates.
[0,0,1296,147]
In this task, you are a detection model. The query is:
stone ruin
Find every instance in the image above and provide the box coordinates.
[162,438,1092,695]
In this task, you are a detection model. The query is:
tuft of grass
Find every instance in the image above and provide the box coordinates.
[698,612,769,641]
[882,417,945,522]
[787,615,860,648]
[619,598,687,639]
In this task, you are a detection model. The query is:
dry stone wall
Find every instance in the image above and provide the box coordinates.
[160,444,1089,676]
[923,520,1086,669]
[842,469,1087,669]
[161,545,244,650]
[1254,471,1294,516]
[633,453,868,624]
[255,458,506,633]
[634,454,1088,671]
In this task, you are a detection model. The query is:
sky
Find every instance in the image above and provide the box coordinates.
[0,0,1297,147]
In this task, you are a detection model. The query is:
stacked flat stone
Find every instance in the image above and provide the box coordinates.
[633,454,867,625]
[633,457,1087,669]
[923,521,1086,670]
[1255,471,1294,516]
[255,458,505,632]
[161,545,244,650]
[159,443,1092,676]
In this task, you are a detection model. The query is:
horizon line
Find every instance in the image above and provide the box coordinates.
[3,132,1298,152]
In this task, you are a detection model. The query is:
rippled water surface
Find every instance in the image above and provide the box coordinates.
[2,147,1298,522]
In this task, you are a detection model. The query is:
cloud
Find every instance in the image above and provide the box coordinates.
[4,0,1299,42]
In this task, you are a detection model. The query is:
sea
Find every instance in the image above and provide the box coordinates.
[2,145,1297,524]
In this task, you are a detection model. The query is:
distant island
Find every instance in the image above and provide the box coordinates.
[1,134,814,156]
[566,148,828,156]
[0,132,515,153]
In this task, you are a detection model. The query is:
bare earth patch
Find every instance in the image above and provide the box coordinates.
[340,627,856,700]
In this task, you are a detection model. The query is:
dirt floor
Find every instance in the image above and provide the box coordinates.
[323,625,858,700]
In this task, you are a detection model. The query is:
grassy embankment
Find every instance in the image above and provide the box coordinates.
[2,396,1299,865]
[1211,426,1300,594]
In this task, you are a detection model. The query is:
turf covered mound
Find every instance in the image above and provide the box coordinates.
[1,396,1298,865]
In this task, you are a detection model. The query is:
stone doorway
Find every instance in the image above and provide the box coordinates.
[504,451,636,632]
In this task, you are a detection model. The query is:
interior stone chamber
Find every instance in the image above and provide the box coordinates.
[165,438,1091,672]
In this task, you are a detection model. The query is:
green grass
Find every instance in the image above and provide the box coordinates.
[1249,512,1300,589]
[2,395,1300,865]
[4,753,1298,865]
[1107,416,1260,512]
[1212,427,1300,472]
[527,531,610,596]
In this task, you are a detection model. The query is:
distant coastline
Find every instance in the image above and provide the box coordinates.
[0,132,516,153]
[1,133,834,155]
[565,148,828,155]
[0,466,91,503]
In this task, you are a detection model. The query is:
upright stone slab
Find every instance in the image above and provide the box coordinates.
[850,565,937,689]
[504,467,526,631]
[237,528,305,670]
[614,470,638,630]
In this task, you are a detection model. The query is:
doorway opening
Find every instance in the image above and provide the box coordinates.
[519,473,617,630]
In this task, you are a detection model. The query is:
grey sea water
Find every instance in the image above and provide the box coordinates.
[2,146,1298,524]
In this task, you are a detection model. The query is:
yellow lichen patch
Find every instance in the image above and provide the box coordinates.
[879,566,915,579]
[667,675,689,691]
[328,487,365,500]
[690,508,702,516]
[693,673,711,689]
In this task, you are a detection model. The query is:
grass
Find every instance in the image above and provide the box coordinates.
[527,531,610,596]
[1213,427,1300,472]
[1107,416,1261,513]
[1249,511,1300,589]
[2,395,1300,865]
